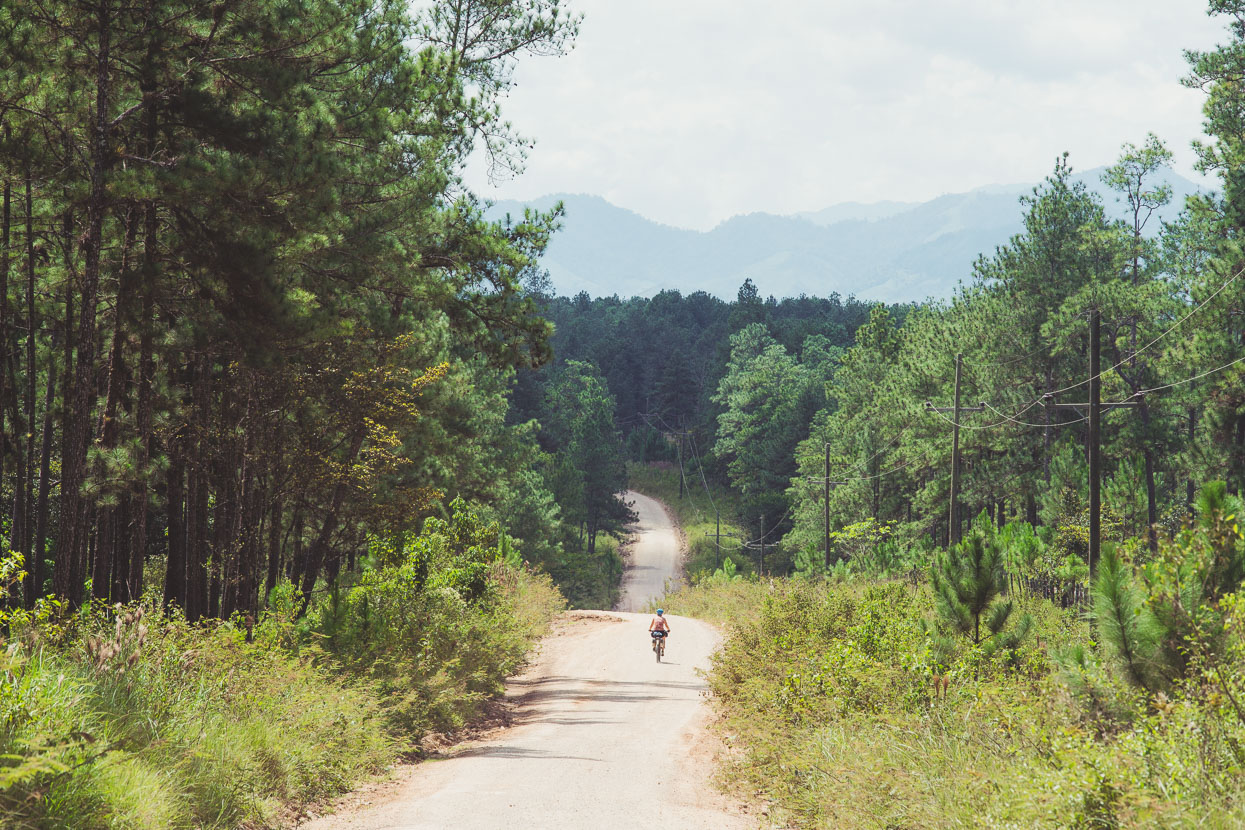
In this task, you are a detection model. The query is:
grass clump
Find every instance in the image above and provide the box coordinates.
[0,606,393,829]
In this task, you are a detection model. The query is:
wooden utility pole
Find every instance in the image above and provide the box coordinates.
[1046,309,1142,580]
[677,433,684,500]
[759,513,765,576]
[926,353,985,546]
[822,443,847,568]
[1088,310,1101,577]
[825,445,831,568]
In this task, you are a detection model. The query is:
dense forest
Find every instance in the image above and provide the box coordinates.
[0,0,636,617]
[542,140,1242,585]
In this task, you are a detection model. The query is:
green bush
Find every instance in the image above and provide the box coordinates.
[0,499,565,828]
[665,563,1245,827]
[315,498,564,735]
[0,604,394,829]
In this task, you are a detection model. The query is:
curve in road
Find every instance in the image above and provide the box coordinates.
[615,490,683,612]
[300,489,750,830]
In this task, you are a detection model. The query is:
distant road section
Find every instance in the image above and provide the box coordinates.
[300,490,751,830]
[615,490,683,612]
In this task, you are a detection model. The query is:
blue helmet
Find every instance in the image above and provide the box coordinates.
[656,609,664,615]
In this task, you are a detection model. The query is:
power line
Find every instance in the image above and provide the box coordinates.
[1043,263,1245,399]
[687,434,720,518]
[949,264,1245,425]
[982,401,1088,429]
[1139,354,1245,395]
[822,411,921,481]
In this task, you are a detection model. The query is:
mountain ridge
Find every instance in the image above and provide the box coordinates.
[488,168,1204,303]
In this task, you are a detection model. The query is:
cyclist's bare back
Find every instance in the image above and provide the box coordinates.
[649,610,670,656]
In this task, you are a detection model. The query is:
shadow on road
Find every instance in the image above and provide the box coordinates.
[449,745,604,763]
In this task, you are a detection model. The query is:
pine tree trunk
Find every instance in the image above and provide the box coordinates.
[55,0,113,606]
[127,206,156,602]
[21,175,37,604]
[288,505,305,585]
[185,355,211,621]
[92,210,139,603]
[164,431,186,612]
[31,333,57,603]
[264,425,284,600]
[297,429,365,615]
[0,139,9,495]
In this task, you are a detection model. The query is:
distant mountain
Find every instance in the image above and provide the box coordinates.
[487,168,1205,303]
[796,200,918,225]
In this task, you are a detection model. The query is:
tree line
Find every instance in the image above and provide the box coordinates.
[541,3,1245,579]
[0,0,607,616]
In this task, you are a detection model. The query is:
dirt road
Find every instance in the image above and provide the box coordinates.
[301,490,751,830]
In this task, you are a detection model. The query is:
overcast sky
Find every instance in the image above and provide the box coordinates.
[462,1,1226,231]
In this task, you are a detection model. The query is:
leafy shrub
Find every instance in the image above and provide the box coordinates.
[672,570,1245,827]
[0,604,394,829]
[0,499,564,827]
[315,498,563,735]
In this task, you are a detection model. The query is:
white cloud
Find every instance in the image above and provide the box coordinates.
[463,0,1226,230]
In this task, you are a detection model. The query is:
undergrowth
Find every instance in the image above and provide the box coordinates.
[0,499,564,829]
[661,576,1245,827]
[545,535,622,610]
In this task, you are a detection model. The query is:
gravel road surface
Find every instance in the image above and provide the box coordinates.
[300,490,751,830]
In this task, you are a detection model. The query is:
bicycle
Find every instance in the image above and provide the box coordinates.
[651,630,667,662]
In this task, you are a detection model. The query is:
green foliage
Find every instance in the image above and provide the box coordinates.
[708,556,743,583]
[1060,480,1245,753]
[545,536,623,610]
[794,517,918,578]
[0,498,565,826]
[713,323,821,512]
[931,512,1032,659]
[1093,545,1164,691]
[0,605,394,828]
[543,361,635,553]
[315,499,564,734]
[998,518,1048,575]
[666,571,1245,827]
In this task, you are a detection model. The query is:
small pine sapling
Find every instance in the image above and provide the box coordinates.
[930,511,1032,658]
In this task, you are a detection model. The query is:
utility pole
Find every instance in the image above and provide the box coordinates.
[825,445,830,568]
[1088,309,1100,578]
[759,513,765,576]
[926,353,985,546]
[1045,309,1142,580]
[676,432,684,500]
[823,444,847,568]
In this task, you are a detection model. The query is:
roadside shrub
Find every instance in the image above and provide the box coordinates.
[315,498,563,736]
[930,511,1032,664]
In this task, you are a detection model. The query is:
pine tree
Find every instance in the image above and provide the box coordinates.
[931,511,1031,652]
[1092,545,1162,689]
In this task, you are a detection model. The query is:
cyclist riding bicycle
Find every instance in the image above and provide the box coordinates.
[649,609,670,654]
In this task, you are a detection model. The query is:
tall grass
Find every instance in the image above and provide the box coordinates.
[661,577,1245,827]
[0,507,565,829]
[1,606,394,829]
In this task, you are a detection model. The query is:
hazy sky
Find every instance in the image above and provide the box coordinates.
[462,1,1226,231]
